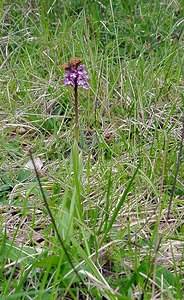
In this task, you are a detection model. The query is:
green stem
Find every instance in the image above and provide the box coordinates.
[74,79,79,144]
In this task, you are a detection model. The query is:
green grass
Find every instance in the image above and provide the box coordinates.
[0,0,183,299]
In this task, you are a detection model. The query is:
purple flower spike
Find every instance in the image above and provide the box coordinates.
[62,63,89,89]
[61,58,89,143]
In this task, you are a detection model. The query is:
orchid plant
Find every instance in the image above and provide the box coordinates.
[60,58,90,237]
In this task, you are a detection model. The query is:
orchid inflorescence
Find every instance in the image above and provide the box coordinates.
[62,57,89,90]
[63,64,90,90]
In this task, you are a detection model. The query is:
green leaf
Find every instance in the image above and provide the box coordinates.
[16,169,31,183]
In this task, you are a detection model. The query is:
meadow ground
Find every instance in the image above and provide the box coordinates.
[0,1,183,299]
